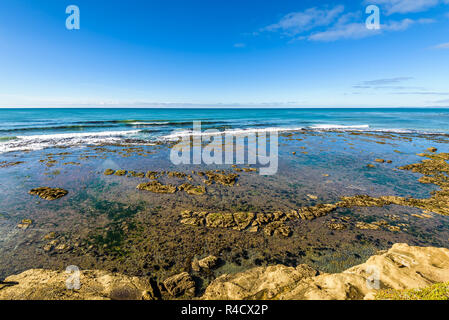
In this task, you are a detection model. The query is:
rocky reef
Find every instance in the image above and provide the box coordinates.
[179,152,449,237]
[28,187,68,201]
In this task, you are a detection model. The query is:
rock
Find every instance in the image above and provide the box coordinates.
[201,171,238,186]
[367,164,375,168]
[17,219,32,230]
[327,222,346,230]
[163,272,195,297]
[0,269,158,300]
[307,194,318,200]
[136,181,177,194]
[29,187,68,200]
[146,171,159,179]
[375,159,385,163]
[104,169,115,175]
[427,147,438,153]
[0,161,24,168]
[232,212,255,231]
[264,222,292,237]
[202,264,318,300]
[43,232,57,240]
[206,212,236,228]
[292,152,296,155]
[114,170,127,176]
[355,222,381,230]
[179,183,206,195]
[197,256,219,270]
[202,244,449,300]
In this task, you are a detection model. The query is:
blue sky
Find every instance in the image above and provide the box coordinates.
[0,0,448,108]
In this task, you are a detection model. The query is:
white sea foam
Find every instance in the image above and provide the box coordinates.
[161,127,305,140]
[0,130,142,153]
[309,124,370,130]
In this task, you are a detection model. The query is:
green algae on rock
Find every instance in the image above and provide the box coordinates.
[136,181,177,194]
[28,187,68,200]
[104,169,115,175]
[179,183,206,195]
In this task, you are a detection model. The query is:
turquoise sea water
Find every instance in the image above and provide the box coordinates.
[1,108,449,153]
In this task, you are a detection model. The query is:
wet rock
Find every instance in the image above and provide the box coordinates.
[17,219,32,230]
[104,169,115,175]
[375,159,385,163]
[367,164,375,168]
[264,222,292,237]
[206,212,236,228]
[198,255,219,270]
[114,170,127,176]
[355,222,381,230]
[179,183,206,195]
[427,147,438,153]
[43,232,57,240]
[0,161,25,168]
[233,212,255,230]
[136,181,177,194]
[167,171,187,179]
[146,171,159,179]
[29,187,68,200]
[163,272,195,297]
[327,222,346,230]
[202,171,239,186]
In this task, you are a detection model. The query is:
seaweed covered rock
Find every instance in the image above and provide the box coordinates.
[202,171,239,186]
[233,212,255,231]
[136,181,177,194]
[104,169,115,175]
[29,187,68,200]
[206,212,236,228]
[263,222,292,237]
[179,183,206,195]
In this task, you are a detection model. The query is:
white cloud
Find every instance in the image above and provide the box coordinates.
[434,42,449,48]
[233,43,246,48]
[368,0,445,15]
[261,5,344,36]
[307,18,429,41]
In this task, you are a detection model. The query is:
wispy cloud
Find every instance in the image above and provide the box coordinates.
[259,4,435,42]
[233,43,246,48]
[433,42,449,48]
[261,5,345,36]
[360,77,414,86]
[368,0,446,15]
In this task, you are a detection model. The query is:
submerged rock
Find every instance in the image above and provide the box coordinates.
[29,187,68,201]
[17,219,32,230]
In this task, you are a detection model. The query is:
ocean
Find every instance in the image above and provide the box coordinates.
[1,108,449,153]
